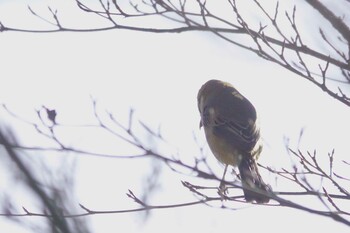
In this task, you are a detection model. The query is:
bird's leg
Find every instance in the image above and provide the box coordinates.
[218,164,229,198]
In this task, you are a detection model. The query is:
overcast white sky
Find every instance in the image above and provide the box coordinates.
[0,0,350,233]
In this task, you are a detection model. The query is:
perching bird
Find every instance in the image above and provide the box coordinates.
[197,79,271,203]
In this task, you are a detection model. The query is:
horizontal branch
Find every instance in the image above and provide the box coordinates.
[0,199,217,218]
[2,22,348,72]
[1,190,349,226]
[0,143,149,159]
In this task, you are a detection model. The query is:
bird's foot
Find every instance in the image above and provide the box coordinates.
[218,181,229,200]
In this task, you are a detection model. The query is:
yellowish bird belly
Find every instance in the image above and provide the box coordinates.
[204,127,242,166]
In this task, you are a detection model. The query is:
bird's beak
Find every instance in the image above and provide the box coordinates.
[199,120,203,129]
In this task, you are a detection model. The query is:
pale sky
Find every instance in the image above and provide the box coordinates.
[0,1,350,233]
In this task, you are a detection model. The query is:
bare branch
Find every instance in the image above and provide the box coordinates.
[305,0,350,43]
[2,103,350,226]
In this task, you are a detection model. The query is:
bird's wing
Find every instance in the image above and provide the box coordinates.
[204,90,259,152]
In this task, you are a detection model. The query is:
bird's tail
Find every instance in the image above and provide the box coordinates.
[238,157,271,203]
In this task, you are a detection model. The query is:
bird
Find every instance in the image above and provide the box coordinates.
[197,79,271,203]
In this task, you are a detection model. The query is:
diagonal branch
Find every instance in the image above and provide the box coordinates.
[305,0,350,43]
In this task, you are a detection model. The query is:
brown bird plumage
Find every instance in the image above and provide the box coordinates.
[197,79,271,203]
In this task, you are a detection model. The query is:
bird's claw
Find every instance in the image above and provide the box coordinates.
[218,181,229,200]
